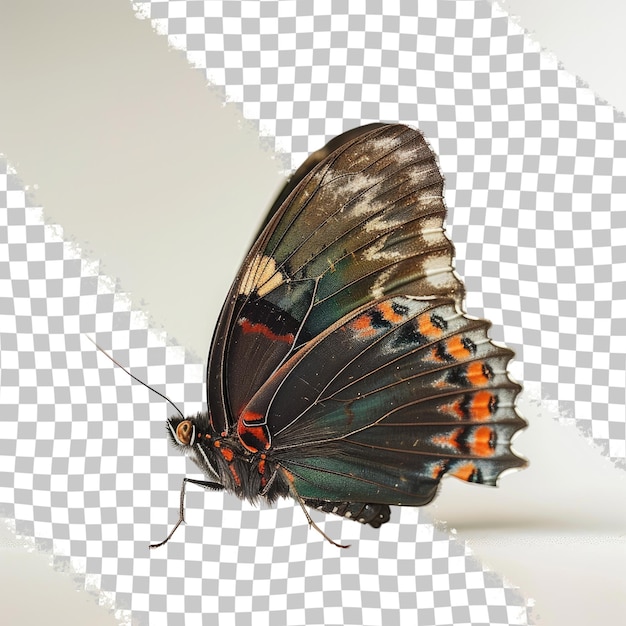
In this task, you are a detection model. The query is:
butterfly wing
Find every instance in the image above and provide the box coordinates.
[239,296,526,505]
[208,124,464,433]
[251,123,389,242]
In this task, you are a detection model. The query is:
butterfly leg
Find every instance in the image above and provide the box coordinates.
[285,481,350,549]
[149,477,224,549]
[259,467,279,497]
[302,499,391,528]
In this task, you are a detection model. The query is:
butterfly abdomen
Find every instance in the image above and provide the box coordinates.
[303,499,391,528]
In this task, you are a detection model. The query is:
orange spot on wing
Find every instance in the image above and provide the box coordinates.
[432,427,462,450]
[351,314,376,338]
[430,347,445,362]
[466,361,491,386]
[447,336,470,359]
[451,462,476,482]
[377,301,404,324]
[431,462,446,479]
[470,391,496,421]
[419,315,443,338]
[447,400,465,418]
[470,426,495,457]
[443,390,497,421]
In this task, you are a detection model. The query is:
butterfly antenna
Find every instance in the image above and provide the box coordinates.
[84,335,185,420]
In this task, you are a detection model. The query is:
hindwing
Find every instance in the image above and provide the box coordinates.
[239,296,526,504]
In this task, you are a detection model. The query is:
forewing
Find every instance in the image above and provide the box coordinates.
[208,124,464,431]
[240,296,526,505]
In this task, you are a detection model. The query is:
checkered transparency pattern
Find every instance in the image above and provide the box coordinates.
[132,0,626,467]
[0,160,531,624]
[4,0,625,623]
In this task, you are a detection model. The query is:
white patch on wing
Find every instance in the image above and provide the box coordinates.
[326,164,368,195]
[370,267,394,299]
[238,254,285,297]
[367,135,398,155]
[362,235,402,262]
[330,173,386,219]
[419,216,446,243]
[421,255,456,288]
[364,209,407,233]
[350,194,385,219]
[409,165,439,187]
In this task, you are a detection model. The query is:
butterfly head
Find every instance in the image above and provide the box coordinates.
[166,412,221,482]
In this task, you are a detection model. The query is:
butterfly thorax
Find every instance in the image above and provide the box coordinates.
[167,413,289,502]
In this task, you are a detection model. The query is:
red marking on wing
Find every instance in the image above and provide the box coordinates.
[242,411,264,424]
[238,411,270,452]
[238,318,295,344]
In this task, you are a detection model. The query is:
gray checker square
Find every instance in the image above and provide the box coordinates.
[3,0,626,624]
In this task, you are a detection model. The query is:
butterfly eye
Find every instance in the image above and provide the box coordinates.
[176,420,194,445]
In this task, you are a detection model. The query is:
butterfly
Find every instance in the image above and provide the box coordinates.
[150,123,527,548]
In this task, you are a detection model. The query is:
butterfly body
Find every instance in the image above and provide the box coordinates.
[167,412,289,503]
[159,124,526,543]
